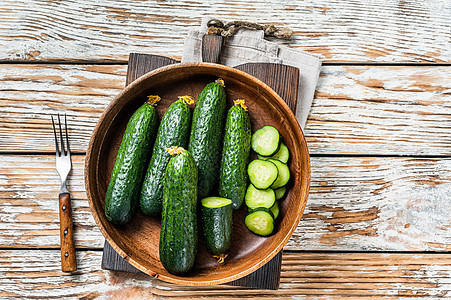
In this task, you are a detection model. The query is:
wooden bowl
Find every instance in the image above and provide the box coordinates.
[85,62,310,286]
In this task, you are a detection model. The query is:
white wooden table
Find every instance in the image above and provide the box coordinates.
[0,1,450,298]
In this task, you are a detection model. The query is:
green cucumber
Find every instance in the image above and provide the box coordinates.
[258,143,289,164]
[140,96,193,216]
[247,159,278,190]
[270,201,280,219]
[245,207,275,236]
[251,126,280,156]
[275,186,287,200]
[244,184,276,210]
[218,101,252,210]
[159,147,198,275]
[188,79,227,199]
[105,96,159,225]
[268,159,290,189]
[201,197,233,261]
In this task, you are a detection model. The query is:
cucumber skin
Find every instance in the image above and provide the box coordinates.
[188,82,227,199]
[248,207,275,219]
[160,150,198,275]
[202,203,233,255]
[105,103,158,225]
[140,99,192,216]
[219,105,252,210]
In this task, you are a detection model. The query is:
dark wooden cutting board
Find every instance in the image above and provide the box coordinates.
[102,52,300,290]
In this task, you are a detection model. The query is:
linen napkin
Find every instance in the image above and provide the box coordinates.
[182,18,323,128]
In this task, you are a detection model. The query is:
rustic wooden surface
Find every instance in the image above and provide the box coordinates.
[0,0,449,63]
[2,251,451,298]
[0,65,449,155]
[0,0,450,298]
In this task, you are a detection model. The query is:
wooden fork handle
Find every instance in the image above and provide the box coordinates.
[59,192,77,272]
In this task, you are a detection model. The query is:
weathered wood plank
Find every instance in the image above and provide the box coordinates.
[0,64,449,155]
[0,0,449,63]
[1,155,449,251]
[1,250,451,298]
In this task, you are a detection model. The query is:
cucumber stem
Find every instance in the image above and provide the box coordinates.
[215,78,225,87]
[178,95,195,105]
[166,146,184,156]
[213,253,228,264]
[233,99,248,111]
[147,95,161,106]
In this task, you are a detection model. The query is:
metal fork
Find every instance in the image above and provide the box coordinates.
[52,114,77,272]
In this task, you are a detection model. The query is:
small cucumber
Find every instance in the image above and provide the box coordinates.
[201,197,233,262]
[160,147,198,275]
[105,96,159,225]
[251,126,280,156]
[245,207,275,236]
[140,96,193,216]
[188,79,227,199]
[219,100,252,210]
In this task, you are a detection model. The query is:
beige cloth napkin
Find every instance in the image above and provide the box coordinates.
[182,18,323,128]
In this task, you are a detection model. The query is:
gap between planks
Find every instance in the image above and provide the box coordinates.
[4,247,451,255]
[1,60,451,67]
[1,152,450,159]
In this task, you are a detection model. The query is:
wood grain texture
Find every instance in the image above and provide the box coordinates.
[1,155,449,251]
[0,0,449,63]
[0,64,449,155]
[201,35,225,64]
[102,241,284,290]
[2,250,451,298]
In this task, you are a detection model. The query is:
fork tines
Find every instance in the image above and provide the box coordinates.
[51,114,70,157]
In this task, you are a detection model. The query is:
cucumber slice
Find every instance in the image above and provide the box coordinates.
[251,126,280,156]
[247,159,279,189]
[201,197,232,208]
[258,143,289,164]
[268,159,290,189]
[270,201,279,219]
[275,186,286,200]
[245,184,276,209]
[245,207,274,236]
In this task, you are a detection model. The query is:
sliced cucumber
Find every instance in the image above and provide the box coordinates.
[201,197,232,256]
[268,159,290,189]
[251,126,280,156]
[245,207,274,236]
[258,143,289,164]
[247,159,279,189]
[270,201,279,219]
[245,184,276,209]
[201,197,232,208]
[275,186,287,200]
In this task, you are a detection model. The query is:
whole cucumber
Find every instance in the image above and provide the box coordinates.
[140,96,193,216]
[218,100,252,210]
[105,96,160,225]
[160,147,198,275]
[188,79,227,199]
